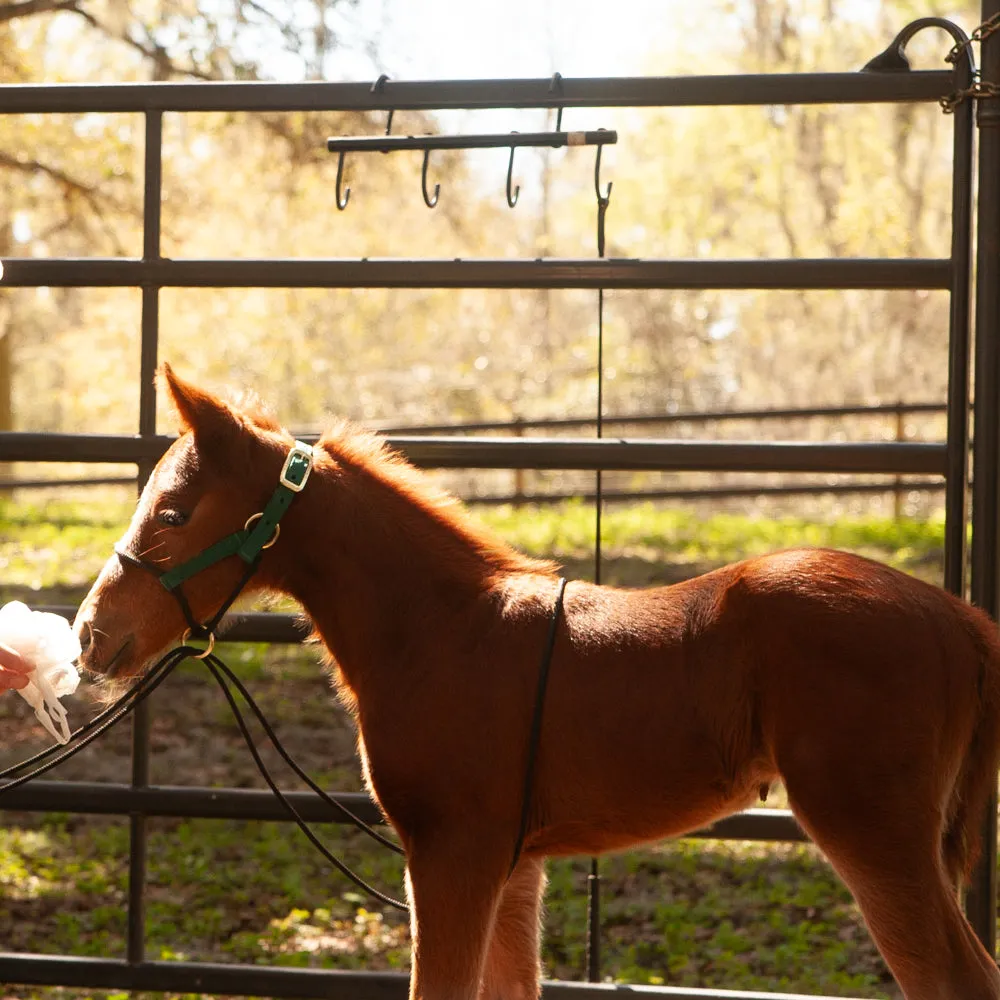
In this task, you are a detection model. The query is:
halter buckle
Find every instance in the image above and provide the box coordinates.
[279,442,314,493]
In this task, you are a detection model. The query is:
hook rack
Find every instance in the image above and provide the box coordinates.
[326,128,617,210]
[326,130,617,154]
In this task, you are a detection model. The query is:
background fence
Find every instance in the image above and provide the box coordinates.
[0,400,956,512]
[0,5,999,997]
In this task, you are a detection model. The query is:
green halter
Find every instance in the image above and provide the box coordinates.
[157,441,314,591]
[116,439,315,655]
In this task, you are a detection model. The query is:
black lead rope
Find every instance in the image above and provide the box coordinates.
[198,652,404,857]
[0,647,187,789]
[199,651,409,911]
[0,575,568,910]
[0,643,409,908]
[509,576,567,877]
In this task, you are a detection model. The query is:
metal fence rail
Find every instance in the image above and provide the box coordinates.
[2,402,952,505]
[1,7,997,996]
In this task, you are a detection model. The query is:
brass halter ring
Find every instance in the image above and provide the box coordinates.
[182,628,215,659]
[244,512,280,549]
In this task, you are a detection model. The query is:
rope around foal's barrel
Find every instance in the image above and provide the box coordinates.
[0,643,410,911]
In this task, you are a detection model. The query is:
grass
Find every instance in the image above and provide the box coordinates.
[475,499,945,564]
[0,496,957,999]
[0,810,890,997]
[0,496,948,599]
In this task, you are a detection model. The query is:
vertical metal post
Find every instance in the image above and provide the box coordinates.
[967,0,1000,953]
[127,107,163,966]
[585,167,611,984]
[943,43,976,600]
[893,403,904,522]
[513,418,525,504]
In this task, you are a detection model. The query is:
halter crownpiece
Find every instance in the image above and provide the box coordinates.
[115,440,315,651]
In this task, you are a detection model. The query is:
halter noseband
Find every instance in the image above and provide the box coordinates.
[115,441,314,656]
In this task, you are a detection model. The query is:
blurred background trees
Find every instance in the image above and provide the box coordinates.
[0,0,982,470]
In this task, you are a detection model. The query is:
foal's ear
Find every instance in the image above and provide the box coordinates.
[157,363,244,450]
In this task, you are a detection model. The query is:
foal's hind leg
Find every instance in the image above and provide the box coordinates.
[784,787,999,1000]
[479,857,546,1000]
[405,832,508,1000]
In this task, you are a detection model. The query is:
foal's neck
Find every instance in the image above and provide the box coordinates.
[271,433,554,692]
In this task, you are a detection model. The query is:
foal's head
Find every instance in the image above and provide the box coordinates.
[75,365,292,679]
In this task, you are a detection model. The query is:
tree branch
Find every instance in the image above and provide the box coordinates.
[0,0,217,79]
[0,0,77,24]
[0,150,130,254]
[0,150,132,217]
[69,5,217,80]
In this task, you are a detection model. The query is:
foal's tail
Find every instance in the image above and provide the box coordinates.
[943,608,1000,885]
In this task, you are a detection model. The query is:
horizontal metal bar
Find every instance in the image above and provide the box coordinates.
[0,781,385,823]
[38,607,308,644]
[1,476,137,489]
[0,432,948,473]
[0,257,953,290]
[0,957,407,999]
[468,480,947,506]
[0,954,856,1000]
[0,72,952,114]
[0,433,170,463]
[391,438,948,473]
[326,130,617,153]
[544,986,847,1000]
[0,780,805,842]
[375,401,949,435]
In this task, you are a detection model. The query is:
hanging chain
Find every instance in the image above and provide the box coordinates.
[946,13,1000,65]
[942,14,1000,113]
[941,76,1000,113]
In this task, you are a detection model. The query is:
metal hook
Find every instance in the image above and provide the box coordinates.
[336,150,350,211]
[506,134,520,208]
[594,138,612,204]
[549,72,564,132]
[371,73,394,137]
[862,16,973,74]
[594,135,612,258]
[421,148,440,208]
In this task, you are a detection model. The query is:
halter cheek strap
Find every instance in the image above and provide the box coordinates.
[115,441,314,651]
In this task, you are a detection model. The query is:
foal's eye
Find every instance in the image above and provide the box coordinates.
[156,509,189,527]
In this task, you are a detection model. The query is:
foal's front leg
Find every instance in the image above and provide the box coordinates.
[479,857,546,1000]
[405,833,509,1000]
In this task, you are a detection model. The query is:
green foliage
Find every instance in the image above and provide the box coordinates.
[1,497,947,604]
[476,499,945,575]
[2,814,904,997]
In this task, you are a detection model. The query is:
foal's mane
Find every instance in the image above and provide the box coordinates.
[317,419,557,578]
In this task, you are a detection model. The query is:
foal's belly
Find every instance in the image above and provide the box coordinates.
[527,738,772,858]
[527,787,764,858]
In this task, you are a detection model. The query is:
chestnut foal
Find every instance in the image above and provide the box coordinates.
[75,365,1000,1000]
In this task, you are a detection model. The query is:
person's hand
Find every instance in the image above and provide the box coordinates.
[0,643,32,691]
